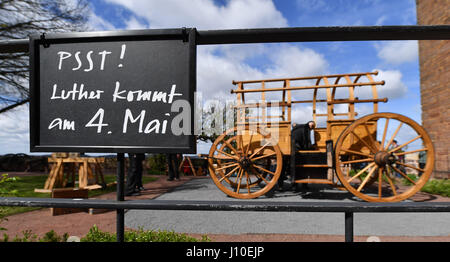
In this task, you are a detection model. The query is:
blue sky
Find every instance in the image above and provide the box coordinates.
[0,0,422,155]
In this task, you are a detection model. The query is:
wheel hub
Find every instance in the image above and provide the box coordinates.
[374,151,395,166]
[239,157,252,170]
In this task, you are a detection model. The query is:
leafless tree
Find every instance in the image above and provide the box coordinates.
[0,0,89,113]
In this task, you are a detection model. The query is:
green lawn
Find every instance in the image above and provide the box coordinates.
[0,174,158,218]
[420,179,450,197]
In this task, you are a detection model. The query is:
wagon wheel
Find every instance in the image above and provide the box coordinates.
[208,126,282,199]
[334,112,434,202]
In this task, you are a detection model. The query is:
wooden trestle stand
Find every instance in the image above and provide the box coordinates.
[35,153,107,193]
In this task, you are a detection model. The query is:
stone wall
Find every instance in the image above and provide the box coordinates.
[416,0,450,178]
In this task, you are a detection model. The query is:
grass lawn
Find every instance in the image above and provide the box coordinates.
[0,174,158,218]
[421,179,450,197]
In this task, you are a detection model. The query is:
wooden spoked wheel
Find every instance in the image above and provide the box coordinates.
[335,113,435,202]
[208,127,283,199]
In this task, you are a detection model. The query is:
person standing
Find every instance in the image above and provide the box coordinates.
[292,121,316,150]
[418,150,427,176]
[166,153,180,181]
[135,153,146,191]
[125,153,145,196]
[389,140,402,178]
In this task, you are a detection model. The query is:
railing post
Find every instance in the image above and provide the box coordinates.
[345,212,354,242]
[116,153,125,242]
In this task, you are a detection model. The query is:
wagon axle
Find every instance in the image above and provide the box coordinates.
[374,151,396,166]
[238,156,252,170]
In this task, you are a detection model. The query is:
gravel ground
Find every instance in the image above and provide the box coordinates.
[125,177,450,237]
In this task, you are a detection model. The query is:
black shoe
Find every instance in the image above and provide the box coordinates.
[138,186,145,191]
[167,178,174,181]
[125,191,141,196]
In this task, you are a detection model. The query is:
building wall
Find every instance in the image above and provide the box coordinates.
[416,0,450,178]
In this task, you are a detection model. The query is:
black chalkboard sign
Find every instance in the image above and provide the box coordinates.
[29,29,196,153]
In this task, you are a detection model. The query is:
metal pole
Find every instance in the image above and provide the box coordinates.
[116,153,125,242]
[345,212,354,242]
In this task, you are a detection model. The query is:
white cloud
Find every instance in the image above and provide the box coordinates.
[375,15,387,25]
[125,17,147,30]
[87,10,117,31]
[197,44,329,101]
[296,0,330,12]
[265,45,329,78]
[105,0,288,29]
[375,40,419,65]
[372,69,408,99]
[0,104,30,154]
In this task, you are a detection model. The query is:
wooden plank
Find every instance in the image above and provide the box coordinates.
[34,189,52,193]
[297,149,327,153]
[365,74,379,113]
[344,75,356,120]
[82,160,88,188]
[47,159,63,190]
[231,81,385,93]
[232,71,379,85]
[296,164,329,168]
[43,164,56,190]
[327,98,387,104]
[83,184,103,190]
[48,157,105,163]
[294,179,334,184]
[186,156,197,176]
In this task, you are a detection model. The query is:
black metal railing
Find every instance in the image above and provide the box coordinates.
[1,196,450,242]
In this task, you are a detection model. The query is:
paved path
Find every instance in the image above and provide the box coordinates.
[125,177,450,236]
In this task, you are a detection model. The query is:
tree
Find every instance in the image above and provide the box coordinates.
[0,0,89,113]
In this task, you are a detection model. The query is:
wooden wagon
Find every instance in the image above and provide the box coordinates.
[207,71,435,202]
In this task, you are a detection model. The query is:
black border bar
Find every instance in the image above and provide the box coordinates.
[196,25,450,44]
[1,25,449,53]
[1,197,450,212]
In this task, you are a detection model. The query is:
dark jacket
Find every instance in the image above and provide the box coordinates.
[292,124,313,150]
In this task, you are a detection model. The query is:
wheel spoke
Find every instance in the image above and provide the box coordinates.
[341,158,373,165]
[347,162,375,183]
[388,135,422,153]
[253,164,276,176]
[251,152,276,161]
[217,149,239,160]
[215,162,239,171]
[385,122,403,150]
[249,141,271,159]
[235,168,244,193]
[394,148,428,156]
[223,139,241,157]
[340,148,373,158]
[380,118,390,150]
[219,165,240,183]
[357,166,377,192]
[363,123,379,151]
[211,154,235,160]
[390,164,417,185]
[248,166,269,184]
[395,161,425,173]
[245,131,254,156]
[378,167,383,198]
[245,170,251,194]
[384,167,397,196]
[351,131,377,154]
